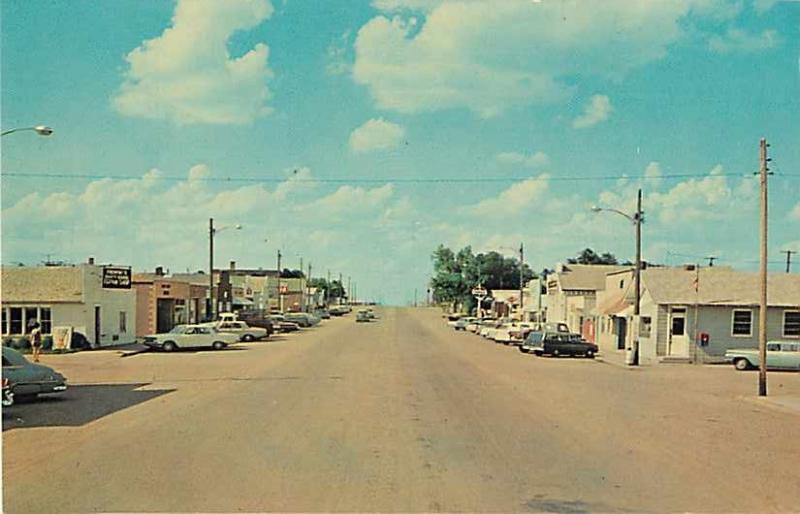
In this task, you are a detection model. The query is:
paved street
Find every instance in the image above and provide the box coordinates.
[3,307,800,513]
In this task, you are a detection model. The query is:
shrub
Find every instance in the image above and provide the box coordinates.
[71,332,91,350]
[12,336,30,351]
[42,335,53,351]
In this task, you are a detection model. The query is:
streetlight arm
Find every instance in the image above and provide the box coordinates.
[592,206,636,224]
[1,126,53,137]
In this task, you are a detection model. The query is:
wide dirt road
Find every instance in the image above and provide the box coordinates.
[3,307,799,513]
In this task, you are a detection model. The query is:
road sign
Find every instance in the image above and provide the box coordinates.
[471,286,487,297]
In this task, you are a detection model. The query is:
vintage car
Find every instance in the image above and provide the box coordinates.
[725,341,800,371]
[143,324,239,352]
[521,331,598,358]
[2,346,68,401]
[356,310,371,322]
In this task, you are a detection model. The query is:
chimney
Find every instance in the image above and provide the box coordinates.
[88,257,95,265]
[155,266,164,276]
[230,261,236,270]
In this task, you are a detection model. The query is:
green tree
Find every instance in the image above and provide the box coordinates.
[567,248,619,265]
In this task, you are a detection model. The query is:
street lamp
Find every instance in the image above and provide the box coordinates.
[208,218,242,320]
[497,243,526,319]
[1,125,54,137]
[591,189,644,364]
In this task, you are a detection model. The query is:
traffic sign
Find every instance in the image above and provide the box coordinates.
[471,286,487,297]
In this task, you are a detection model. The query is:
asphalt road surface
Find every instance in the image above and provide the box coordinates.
[3,308,799,513]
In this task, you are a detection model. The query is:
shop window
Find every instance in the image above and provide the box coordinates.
[783,311,800,338]
[732,309,753,337]
[40,308,52,334]
[639,316,652,338]
[9,308,23,335]
[119,312,127,333]
[25,307,38,332]
[1,309,7,335]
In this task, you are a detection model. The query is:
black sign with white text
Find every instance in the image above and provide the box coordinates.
[102,266,132,289]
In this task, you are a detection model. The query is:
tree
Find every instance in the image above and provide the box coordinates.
[280,268,305,278]
[567,248,619,265]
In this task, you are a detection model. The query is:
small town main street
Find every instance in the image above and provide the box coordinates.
[3,308,799,513]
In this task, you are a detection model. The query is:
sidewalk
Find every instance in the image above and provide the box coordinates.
[596,349,642,370]
[742,395,800,416]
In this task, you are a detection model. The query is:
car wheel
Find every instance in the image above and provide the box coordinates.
[585,349,595,359]
[212,341,226,350]
[162,341,177,352]
[242,334,254,342]
[552,349,560,357]
[734,358,751,371]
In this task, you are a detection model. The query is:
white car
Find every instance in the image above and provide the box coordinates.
[215,320,268,342]
[494,323,533,344]
[725,341,800,371]
[143,324,239,352]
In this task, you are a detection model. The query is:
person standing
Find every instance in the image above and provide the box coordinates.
[30,322,42,362]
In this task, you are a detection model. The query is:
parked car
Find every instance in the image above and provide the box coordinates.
[2,377,13,407]
[356,310,371,322]
[268,315,301,332]
[284,312,314,328]
[215,320,268,342]
[2,346,68,401]
[143,324,239,352]
[725,341,800,371]
[446,314,463,328]
[496,323,534,345]
[232,312,274,337]
[521,331,597,358]
[315,309,331,320]
[454,317,476,331]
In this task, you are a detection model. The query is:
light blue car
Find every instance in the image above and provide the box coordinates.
[725,341,800,371]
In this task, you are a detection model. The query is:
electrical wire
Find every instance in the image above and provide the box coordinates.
[1,170,795,184]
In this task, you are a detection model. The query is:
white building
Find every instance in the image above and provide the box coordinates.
[1,263,137,347]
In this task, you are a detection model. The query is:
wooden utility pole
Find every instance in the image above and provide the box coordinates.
[518,243,525,315]
[758,138,770,397]
[780,250,795,273]
[705,256,717,267]
[209,218,215,321]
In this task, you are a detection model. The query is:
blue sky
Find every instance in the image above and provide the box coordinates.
[2,0,799,304]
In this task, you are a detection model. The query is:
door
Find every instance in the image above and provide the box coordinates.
[668,307,689,357]
[614,317,627,350]
[94,306,101,347]
[156,298,175,333]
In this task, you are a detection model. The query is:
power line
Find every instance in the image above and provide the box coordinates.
[1,170,794,185]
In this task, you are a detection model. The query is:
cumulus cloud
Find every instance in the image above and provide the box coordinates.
[708,27,779,53]
[496,151,550,169]
[352,1,739,116]
[572,95,612,129]
[472,174,550,217]
[113,0,275,125]
[349,118,406,153]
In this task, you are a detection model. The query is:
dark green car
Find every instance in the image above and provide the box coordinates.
[2,347,67,401]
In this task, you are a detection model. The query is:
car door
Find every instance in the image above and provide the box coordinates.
[765,342,782,369]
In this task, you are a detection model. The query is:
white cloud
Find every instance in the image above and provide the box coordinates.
[113,0,275,125]
[644,161,663,188]
[353,1,729,116]
[349,118,406,153]
[708,27,779,53]
[326,31,352,76]
[572,95,612,129]
[472,174,550,217]
[496,151,550,168]
[791,203,800,221]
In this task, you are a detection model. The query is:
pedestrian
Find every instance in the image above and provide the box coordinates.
[30,322,42,363]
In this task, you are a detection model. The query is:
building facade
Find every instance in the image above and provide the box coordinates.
[1,263,137,347]
[133,270,209,336]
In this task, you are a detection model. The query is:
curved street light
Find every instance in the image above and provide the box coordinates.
[1,125,54,137]
[591,189,644,365]
[209,218,242,320]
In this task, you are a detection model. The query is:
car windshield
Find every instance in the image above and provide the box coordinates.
[169,325,187,334]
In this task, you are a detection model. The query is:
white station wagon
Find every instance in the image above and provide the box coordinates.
[143,324,239,352]
[725,341,800,371]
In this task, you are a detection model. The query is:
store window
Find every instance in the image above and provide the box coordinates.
[40,308,52,334]
[732,309,753,337]
[1,309,7,335]
[9,308,23,335]
[25,307,38,332]
[783,311,800,338]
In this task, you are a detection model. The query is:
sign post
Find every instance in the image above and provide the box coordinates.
[471,285,487,318]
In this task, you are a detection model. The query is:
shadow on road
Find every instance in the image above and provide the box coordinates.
[2,383,175,431]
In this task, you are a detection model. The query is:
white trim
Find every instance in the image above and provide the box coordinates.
[731,308,753,337]
[782,310,800,338]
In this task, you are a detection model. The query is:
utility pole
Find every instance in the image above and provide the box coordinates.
[780,250,795,273]
[327,270,331,305]
[519,242,524,317]
[277,250,282,274]
[209,218,215,321]
[347,276,351,304]
[705,256,717,267]
[307,262,312,312]
[758,138,771,397]
[633,189,643,365]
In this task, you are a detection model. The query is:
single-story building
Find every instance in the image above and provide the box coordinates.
[133,269,209,336]
[1,261,137,347]
[596,266,800,364]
